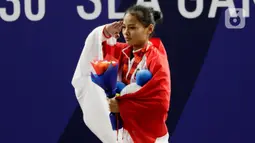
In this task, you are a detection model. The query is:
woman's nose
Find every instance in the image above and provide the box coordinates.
[122,28,129,36]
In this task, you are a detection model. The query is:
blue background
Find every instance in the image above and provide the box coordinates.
[0,0,254,143]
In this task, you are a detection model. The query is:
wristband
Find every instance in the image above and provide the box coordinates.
[103,26,112,38]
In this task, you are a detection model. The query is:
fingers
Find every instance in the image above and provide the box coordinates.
[106,21,123,37]
[113,21,122,28]
[113,21,123,33]
[117,21,123,31]
[111,21,118,26]
[108,98,119,113]
[115,21,123,37]
[110,21,121,29]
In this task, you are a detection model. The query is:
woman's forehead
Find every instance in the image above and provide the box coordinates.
[123,13,139,25]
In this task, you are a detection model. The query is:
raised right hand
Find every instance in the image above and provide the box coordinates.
[104,21,123,38]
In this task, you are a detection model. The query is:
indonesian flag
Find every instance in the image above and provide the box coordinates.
[72,25,171,143]
[115,39,170,143]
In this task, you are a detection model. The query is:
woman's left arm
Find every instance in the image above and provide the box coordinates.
[117,45,171,116]
[115,48,171,141]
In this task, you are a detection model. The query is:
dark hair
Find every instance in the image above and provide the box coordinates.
[125,5,163,27]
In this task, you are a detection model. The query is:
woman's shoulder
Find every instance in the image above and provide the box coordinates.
[145,38,169,69]
[146,38,167,59]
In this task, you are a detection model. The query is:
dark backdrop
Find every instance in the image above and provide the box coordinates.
[0,0,254,143]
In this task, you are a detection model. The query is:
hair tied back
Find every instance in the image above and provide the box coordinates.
[152,10,163,24]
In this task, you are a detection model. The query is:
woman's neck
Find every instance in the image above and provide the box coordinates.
[133,40,148,51]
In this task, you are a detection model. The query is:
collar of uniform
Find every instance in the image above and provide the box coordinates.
[122,45,132,59]
[122,41,152,59]
[133,41,152,57]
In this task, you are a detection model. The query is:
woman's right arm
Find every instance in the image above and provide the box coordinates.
[71,23,126,143]
[102,21,127,60]
[72,22,126,95]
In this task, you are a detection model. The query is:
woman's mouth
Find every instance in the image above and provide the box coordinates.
[125,38,131,41]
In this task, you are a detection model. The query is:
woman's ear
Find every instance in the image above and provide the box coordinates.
[147,24,154,36]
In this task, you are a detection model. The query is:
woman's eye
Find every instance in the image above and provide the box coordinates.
[129,27,136,29]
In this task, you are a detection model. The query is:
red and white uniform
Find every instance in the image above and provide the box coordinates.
[72,25,171,143]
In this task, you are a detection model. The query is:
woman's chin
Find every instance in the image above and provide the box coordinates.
[125,40,133,45]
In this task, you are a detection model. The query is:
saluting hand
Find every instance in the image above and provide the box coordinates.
[104,21,123,39]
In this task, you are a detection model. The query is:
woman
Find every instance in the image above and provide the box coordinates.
[72,5,171,143]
